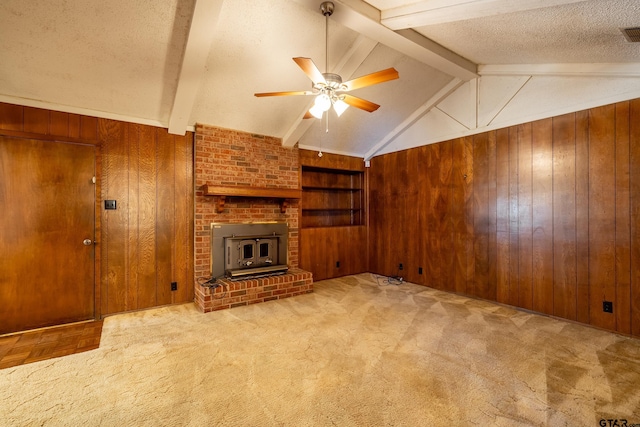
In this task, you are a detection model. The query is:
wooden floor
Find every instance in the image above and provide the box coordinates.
[0,320,103,370]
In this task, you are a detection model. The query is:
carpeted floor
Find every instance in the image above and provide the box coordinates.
[1,273,639,426]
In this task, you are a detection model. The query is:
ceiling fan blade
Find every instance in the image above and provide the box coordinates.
[254,90,314,97]
[341,68,399,91]
[342,94,380,113]
[293,57,326,84]
[303,111,314,119]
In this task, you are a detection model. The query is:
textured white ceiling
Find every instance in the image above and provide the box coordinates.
[0,0,194,123]
[1,0,639,157]
[415,0,640,64]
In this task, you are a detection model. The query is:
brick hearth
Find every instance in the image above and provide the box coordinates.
[195,269,313,312]
[194,124,313,312]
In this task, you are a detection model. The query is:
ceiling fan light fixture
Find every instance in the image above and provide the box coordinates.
[333,98,349,116]
[314,93,332,111]
[254,0,399,126]
[309,104,325,119]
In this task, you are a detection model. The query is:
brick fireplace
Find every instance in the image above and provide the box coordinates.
[194,124,312,312]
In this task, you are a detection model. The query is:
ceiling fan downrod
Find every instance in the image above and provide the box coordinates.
[320,2,334,74]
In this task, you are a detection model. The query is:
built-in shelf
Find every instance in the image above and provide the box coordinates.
[301,166,364,228]
[201,184,301,213]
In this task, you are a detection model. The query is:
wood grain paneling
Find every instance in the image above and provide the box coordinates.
[300,226,366,280]
[299,149,364,171]
[615,102,631,335]
[473,132,490,299]
[508,127,520,307]
[439,140,454,292]
[127,124,141,309]
[418,145,435,287]
[368,155,385,276]
[531,119,554,315]
[49,111,70,137]
[496,128,510,304]
[486,132,497,301]
[552,113,577,320]
[383,152,399,277]
[404,146,420,285]
[463,137,475,296]
[588,105,617,331]
[575,110,590,324]
[451,138,469,294]
[176,133,195,305]
[631,99,640,336]
[23,107,49,134]
[101,123,194,315]
[368,98,640,337]
[101,120,128,314]
[0,102,99,144]
[518,123,534,310]
[0,103,24,131]
[137,124,158,309]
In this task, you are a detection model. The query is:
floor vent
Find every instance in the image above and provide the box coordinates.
[621,27,640,42]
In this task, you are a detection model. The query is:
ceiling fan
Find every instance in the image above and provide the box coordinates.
[254,1,399,120]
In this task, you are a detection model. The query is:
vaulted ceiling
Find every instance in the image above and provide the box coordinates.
[1,0,639,158]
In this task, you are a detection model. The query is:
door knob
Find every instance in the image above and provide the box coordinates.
[83,239,93,246]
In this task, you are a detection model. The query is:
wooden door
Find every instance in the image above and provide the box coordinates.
[0,137,96,334]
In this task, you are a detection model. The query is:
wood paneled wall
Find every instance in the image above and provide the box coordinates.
[0,103,100,142]
[0,103,194,317]
[101,120,194,315]
[369,99,640,336]
[300,226,368,281]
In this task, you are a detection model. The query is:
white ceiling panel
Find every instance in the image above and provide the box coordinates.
[0,0,193,122]
[414,0,640,64]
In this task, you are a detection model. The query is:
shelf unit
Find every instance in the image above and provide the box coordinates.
[301,166,364,228]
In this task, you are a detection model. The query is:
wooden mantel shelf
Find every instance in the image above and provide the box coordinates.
[202,184,301,213]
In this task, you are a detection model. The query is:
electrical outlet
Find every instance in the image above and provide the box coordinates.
[418,267,423,275]
[399,263,403,271]
[104,200,117,210]
[603,301,613,313]
[171,282,178,291]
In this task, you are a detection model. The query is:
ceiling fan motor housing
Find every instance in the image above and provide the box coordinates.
[313,73,346,102]
[323,73,343,89]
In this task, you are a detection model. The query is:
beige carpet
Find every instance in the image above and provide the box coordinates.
[1,273,639,426]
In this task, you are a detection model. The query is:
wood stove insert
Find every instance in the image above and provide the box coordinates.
[211,222,289,279]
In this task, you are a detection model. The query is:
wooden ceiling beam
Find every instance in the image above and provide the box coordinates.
[168,0,224,136]
[292,0,477,81]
